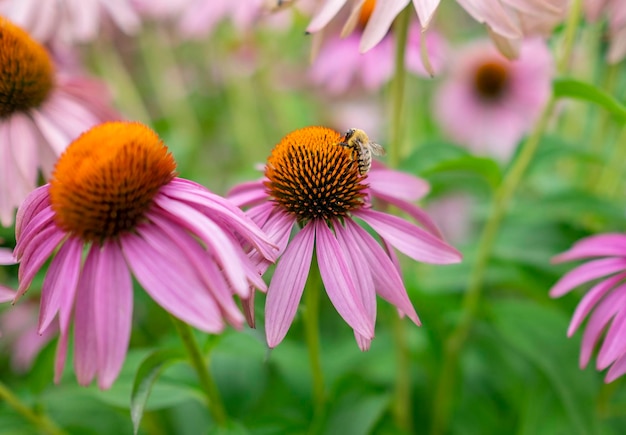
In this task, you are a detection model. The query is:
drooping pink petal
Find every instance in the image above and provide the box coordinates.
[368,167,430,202]
[567,274,626,337]
[360,0,409,52]
[266,222,316,348]
[549,258,626,297]
[0,249,15,265]
[344,218,420,325]
[354,209,462,264]
[122,229,225,333]
[0,286,15,303]
[227,178,268,208]
[14,206,55,259]
[412,0,441,27]
[597,306,626,370]
[39,238,82,333]
[552,234,626,263]
[307,0,349,33]
[606,353,626,383]
[456,0,522,39]
[372,190,443,238]
[315,220,374,339]
[15,185,51,240]
[73,247,99,387]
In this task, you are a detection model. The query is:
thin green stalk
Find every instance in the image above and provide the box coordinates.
[430,1,582,433]
[305,259,325,424]
[388,6,413,433]
[0,380,66,435]
[170,316,228,427]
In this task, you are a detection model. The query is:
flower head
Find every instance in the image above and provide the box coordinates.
[0,18,118,226]
[14,121,277,389]
[433,38,553,161]
[229,126,461,350]
[550,234,626,383]
[0,0,140,43]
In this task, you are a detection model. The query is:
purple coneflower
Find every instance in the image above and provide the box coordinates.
[14,121,277,389]
[0,0,139,43]
[550,234,626,382]
[229,126,461,350]
[310,0,445,94]
[0,18,118,226]
[433,38,553,161]
[585,0,626,63]
[307,0,565,57]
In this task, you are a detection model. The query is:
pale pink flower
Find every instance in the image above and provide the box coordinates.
[310,22,446,94]
[229,126,461,350]
[0,249,16,305]
[307,0,566,58]
[550,234,626,382]
[0,0,140,44]
[0,18,118,227]
[0,301,58,373]
[14,121,277,389]
[585,0,626,63]
[433,38,553,161]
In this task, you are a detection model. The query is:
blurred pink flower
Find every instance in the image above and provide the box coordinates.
[14,122,277,389]
[310,21,446,94]
[307,0,565,58]
[229,126,461,350]
[0,18,118,226]
[550,234,626,383]
[433,38,553,161]
[0,301,58,373]
[0,0,140,44]
[584,0,626,63]
[0,249,16,305]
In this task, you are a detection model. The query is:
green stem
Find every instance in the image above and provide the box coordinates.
[430,1,582,433]
[388,5,411,167]
[170,316,228,427]
[0,380,66,435]
[388,6,413,432]
[305,260,325,422]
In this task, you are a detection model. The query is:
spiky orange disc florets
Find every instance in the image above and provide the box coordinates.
[0,18,54,118]
[265,126,367,223]
[50,122,177,242]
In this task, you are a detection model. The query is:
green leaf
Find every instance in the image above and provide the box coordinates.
[422,155,503,190]
[553,78,626,124]
[130,349,185,435]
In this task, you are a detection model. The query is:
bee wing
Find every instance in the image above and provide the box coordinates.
[369,142,386,156]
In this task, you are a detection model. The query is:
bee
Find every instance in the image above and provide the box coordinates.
[339,128,385,175]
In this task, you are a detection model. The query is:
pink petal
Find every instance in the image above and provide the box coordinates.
[412,0,442,27]
[567,273,626,336]
[360,0,410,52]
[307,0,349,33]
[227,178,268,208]
[39,238,82,333]
[344,218,420,325]
[74,247,99,386]
[122,229,225,333]
[372,191,443,238]
[0,249,16,265]
[553,234,626,263]
[605,353,626,383]
[315,220,374,339]
[15,185,50,241]
[14,206,55,259]
[94,241,133,389]
[0,286,15,303]
[368,168,430,202]
[265,222,316,348]
[354,209,462,264]
[550,258,626,297]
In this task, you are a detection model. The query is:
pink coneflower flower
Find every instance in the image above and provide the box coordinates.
[307,0,565,57]
[229,126,461,350]
[550,234,626,383]
[0,301,58,373]
[433,38,553,161]
[0,0,140,44]
[13,121,277,389]
[0,18,118,226]
[309,1,446,94]
[585,0,626,63]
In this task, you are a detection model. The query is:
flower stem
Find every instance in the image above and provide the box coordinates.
[0,380,67,435]
[430,1,582,433]
[388,6,413,432]
[305,259,325,421]
[170,316,228,427]
[388,5,411,167]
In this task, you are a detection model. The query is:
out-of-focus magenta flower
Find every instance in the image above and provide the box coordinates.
[310,18,446,94]
[550,234,626,383]
[433,38,553,161]
[0,301,58,373]
[0,0,140,44]
[306,0,566,58]
[585,0,626,63]
[0,18,119,226]
[14,121,277,389]
[229,126,461,350]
